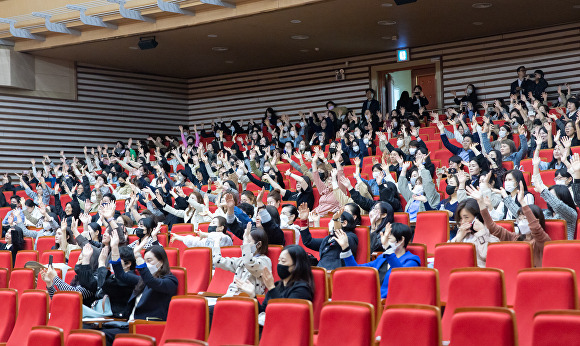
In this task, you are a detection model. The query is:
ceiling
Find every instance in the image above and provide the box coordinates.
[22,0,580,78]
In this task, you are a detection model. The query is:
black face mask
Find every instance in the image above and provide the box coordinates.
[446,185,456,196]
[10,203,17,210]
[119,182,126,187]
[319,172,326,181]
[277,263,291,280]
[135,228,145,239]
[208,225,218,233]
[329,147,336,154]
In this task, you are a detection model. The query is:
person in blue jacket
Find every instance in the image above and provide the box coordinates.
[334,222,419,298]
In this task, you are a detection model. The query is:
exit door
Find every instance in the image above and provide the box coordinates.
[413,67,438,110]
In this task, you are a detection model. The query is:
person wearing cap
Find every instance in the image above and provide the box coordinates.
[510,66,534,98]
[530,69,548,100]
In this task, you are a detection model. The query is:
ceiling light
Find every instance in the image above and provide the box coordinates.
[291,35,309,40]
[381,3,393,7]
[472,2,492,8]
[472,21,483,25]
[207,34,218,38]
[225,60,234,64]
[129,46,138,50]
[377,20,397,25]
[299,49,309,53]
[290,19,301,24]
[212,46,228,51]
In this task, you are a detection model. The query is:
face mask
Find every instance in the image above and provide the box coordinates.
[498,129,507,138]
[299,144,305,150]
[9,203,17,210]
[290,130,296,137]
[319,172,326,181]
[363,138,370,146]
[236,169,244,177]
[409,121,415,127]
[353,146,359,152]
[409,148,417,155]
[217,159,222,166]
[43,221,50,229]
[392,120,398,127]
[555,180,567,186]
[410,177,417,186]
[517,220,531,234]
[146,262,159,275]
[280,214,289,227]
[396,139,403,147]
[446,185,456,195]
[208,225,218,233]
[412,184,424,195]
[466,87,473,94]
[329,147,336,154]
[328,105,334,110]
[135,228,145,239]
[263,166,270,173]
[372,172,381,180]
[230,126,235,133]
[277,263,291,280]
[448,168,458,174]
[504,181,516,193]
[90,195,97,203]
[388,241,399,251]
[119,182,126,187]
[300,121,305,127]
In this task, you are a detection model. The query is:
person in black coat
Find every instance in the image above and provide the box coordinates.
[411,85,429,113]
[453,83,478,109]
[269,173,315,211]
[529,69,548,100]
[361,88,381,118]
[510,66,534,98]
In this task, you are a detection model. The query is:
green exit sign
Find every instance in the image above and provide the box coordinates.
[397,49,409,62]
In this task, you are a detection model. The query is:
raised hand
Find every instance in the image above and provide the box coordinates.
[298,202,310,221]
[334,229,349,250]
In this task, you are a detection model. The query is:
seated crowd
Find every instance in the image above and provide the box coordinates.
[0,65,579,344]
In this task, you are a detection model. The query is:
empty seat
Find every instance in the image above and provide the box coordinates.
[27,326,64,346]
[9,268,35,292]
[165,247,180,267]
[39,250,65,264]
[129,321,165,344]
[385,267,439,307]
[14,250,38,268]
[0,288,17,342]
[66,329,106,346]
[442,268,505,341]
[486,242,533,306]
[266,245,283,281]
[544,219,567,241]
[204,246,241,295]
[47,291,82,342]
[514,268,578,346]
[180,248,211,294]
[393,212,410,226]
[406,243,427,267]
[377,304,441,346]
[542,240,580,298]
[415,211,450,256]
[317,302,375,346]
[113,334,155,346]
[532,310,580,346]
[171,223,194,234]
[207,297,258,346]
[35,237,57,258]
[282,229,296,245]
[311,267,328,331]
[450,307,517,346]
[260,299,313,346]
[331,267,381,319]
[433,243,476,304]
[0,250,13,272]
[159,295,208,346]
[7,289,49,346]
[165,340,208,346]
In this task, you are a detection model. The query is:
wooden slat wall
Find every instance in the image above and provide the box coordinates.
[188,22,580,126]
[0,64,188,175]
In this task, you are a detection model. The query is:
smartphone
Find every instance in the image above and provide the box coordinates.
[48,255,53,267]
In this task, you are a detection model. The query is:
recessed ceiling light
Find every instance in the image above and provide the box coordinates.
[381,3,393,7]
[207,34,218,38]
[212,46,228,51]
[472,2,492,8]
[573,4,580,8]
[290,19,301,24]
[291,35,309,40]
[299,49,309,53]
[225,60,234,64]
[377,20,397,26]
[472,21,483,25]
[129,46,138,49]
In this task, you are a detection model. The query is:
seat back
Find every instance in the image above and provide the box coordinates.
[514,268,578,346]
[67,250,81,267]
[7,290,49,346]
[47,291,82,342]
[433,243,476,304]
[532,310,580,346]
[282,229,296,245]
[112,334,155,346]
[0,288,17,342]
[0,250,13,272]
[260,299,313,346]
[9,268,35,292]
[159,295,208,346]
[207,297,258,346]
[415,211,449,256]
[0,267,8,288]
[385,267,439,307]
[27,326,63,346]
[353,227,370,263]
[406,243,427,267]
[542,240,580,298]
[486,242,533,306]
[317,302,374,346]
[164,247,180,267]
[378,304,441,346]
[450,307,517,346]
[14,250,38,268]
[299,228,328,260]
[129,321,165,343]
[35,237,56,258]
[311,266,328,331]
[171,223,193,234]
[66,329,106,346]
[39,250,65,265]
[205,246,241,295]
[169,267,187,296]
[331,267,381,320]
[393,212,410,226]
[266,246,282,281]
[544,219,567,240]
[180,248,211,293]
[442,268,505,341]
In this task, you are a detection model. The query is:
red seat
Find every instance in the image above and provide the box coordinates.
[129,321,165,344]
[169,267,187,296]
[47,291,82,342]
[40,250,65,265]
[450,307,517,346]
[197,222,210,233]
[282,229,296,245]
[486,242,533,306]
[158,295,208,346]
[385,267,439,307]
[415,211,450,256]
[544,219,567,241]
[169,232,194,259]
[360,215,371,227]
[538,149,554,162]
[514,268,578,346]
[393,212,410,226]
[331,267,381,320]
[35,237,56,259]
[532,310,580,346]
[441,268,505,341]
[36,269,62,291]
[353,227,370,263]
[260,299,313,346]
[495,220,515,233]
[311,267,328,331]
[0,249,12,272]
[266,246,283,281]
[204,246,241,295]
[0,288,17,342]
[0,207,11,222]
[67,250,81,267]
[433,243,476,304]
[115,199,125,212]
[27,326,63,346]
[406,243,427,267]
[164,340,208,346]
[542,240,580,299]
[113,334,156,346]
[299,228,328,260]
[431,150,453,167]
[171,223,193,234]
[316,302,374,346]
[7,289,48,346]
[9,268,35,293]
[207,297,258,346]
[501,161,514,170]
[180,248,211,294]
[165,247,180,267]
[14,250,38,268]
[539,169,557,187]
[66,329,106,346]
[377,304,440,346]
[424,140,442,153]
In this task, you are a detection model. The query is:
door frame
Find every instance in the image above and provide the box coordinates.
[370,58,443,115]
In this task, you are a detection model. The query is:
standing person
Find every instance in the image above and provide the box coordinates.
[510,66,533,98]
[361,88,381,126]
[411,85,429,113]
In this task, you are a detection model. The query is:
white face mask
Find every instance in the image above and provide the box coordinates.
[328,105,334,110]
[363,138,370,145]
[555,179,567,186]
[236,169,244,177]
[410,176,417,186]
[409,121,415,127]
[299,144,305,150]
[412,184,424,195]
[392,120,398,127]
[409,148,417,155]
[280,214,289,227]
[353,145,359,152]
[90,195,97,203]
[372,172,381,180]
[396,139,404,147]
[217,159,223,166]
[498,129,507,138]
[147,262,159,275]
[517,220,531,234]
[504,181,516,193]
[290,130,296,137]
[263,166,271,173]
[300,121,306,127]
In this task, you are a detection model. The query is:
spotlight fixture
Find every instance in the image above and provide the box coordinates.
[377,20,397,25]
[291,35,309,40]
[472,2,492,8]
[138,36,158,50]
